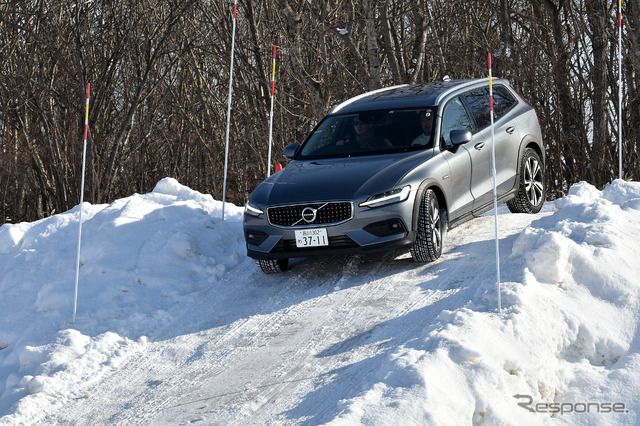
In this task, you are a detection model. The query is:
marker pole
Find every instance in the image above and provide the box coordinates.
[267,45,277,177]
[73,83,90,324]
[618,0,623,180]
[489,54,501,314]
[222,0,238,220]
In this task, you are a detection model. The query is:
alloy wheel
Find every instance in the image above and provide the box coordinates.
[429,198,442,253]
[524,157,544,207]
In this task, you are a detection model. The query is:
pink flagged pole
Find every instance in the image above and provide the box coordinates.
[489,54,502,314]
[267,45,277,177]
[74,83,90,324]
[222,0,238,220]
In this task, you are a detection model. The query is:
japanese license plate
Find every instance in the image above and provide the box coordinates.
[295,228,329,248]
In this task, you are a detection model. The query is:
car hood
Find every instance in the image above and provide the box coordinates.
[251,150,435,206]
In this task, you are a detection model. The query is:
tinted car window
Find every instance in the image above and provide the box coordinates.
[493,85,517,118]
[441,97,473,148]
[461,85,518,130]
[298,108,436,159]
[461,88,490,130]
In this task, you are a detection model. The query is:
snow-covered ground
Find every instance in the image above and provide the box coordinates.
[1,177,639,425]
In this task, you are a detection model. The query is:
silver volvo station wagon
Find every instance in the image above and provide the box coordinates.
[244,79,545,273]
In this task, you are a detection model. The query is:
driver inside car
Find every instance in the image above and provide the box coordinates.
[336,114,392,149]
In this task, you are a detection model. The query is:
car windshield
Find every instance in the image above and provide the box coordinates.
[297,108,436,159]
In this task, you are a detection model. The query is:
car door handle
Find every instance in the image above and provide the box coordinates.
[506,126,515,134]
[474,142,485,150]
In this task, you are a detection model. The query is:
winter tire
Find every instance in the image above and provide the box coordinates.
[507,148,545,214]
[256,258,289,274]
[411,188,443,263]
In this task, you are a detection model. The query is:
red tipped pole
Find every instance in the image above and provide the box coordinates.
[222,0,238,220]
[489,54,501,314]
[267,45,277,177]
[74,83,90,324]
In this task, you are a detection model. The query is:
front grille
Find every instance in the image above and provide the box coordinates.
[267,202,353,227]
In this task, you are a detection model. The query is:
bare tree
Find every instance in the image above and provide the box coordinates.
[0,0,638,224]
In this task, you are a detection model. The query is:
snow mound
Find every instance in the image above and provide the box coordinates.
[0,178,244,419]
[331,180,640,425]
[153,177,219,208]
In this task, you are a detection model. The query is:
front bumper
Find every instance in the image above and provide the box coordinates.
[243,198,417,260]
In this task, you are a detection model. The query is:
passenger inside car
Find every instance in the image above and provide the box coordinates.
[411,109,434,148]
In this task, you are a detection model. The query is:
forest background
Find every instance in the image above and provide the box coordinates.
[1,0,638,223]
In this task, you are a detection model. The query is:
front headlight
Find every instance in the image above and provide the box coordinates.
[244,201,264,217]
[359,185,411,208]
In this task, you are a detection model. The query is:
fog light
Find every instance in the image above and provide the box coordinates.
[245,230,269,245]
[363,219,407,237]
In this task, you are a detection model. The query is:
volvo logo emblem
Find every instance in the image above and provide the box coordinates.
[301,207,317,223]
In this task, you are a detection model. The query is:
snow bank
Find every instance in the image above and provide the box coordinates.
[331,180,640,425]
[2,177,639,425]
[0,178,244,421]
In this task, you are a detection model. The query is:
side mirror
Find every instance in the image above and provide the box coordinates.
[283,143,300,159]
[450,130,472,146]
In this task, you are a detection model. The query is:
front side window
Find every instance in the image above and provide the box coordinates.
[441,97,473,148]
[297,108,436,159]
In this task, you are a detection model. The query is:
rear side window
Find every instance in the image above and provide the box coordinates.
[461,85,518,130]
[492,86,517,118]
[462,87,491,129]
[461,88,490,130]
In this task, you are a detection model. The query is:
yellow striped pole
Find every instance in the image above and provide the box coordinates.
[267,45,277,177]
